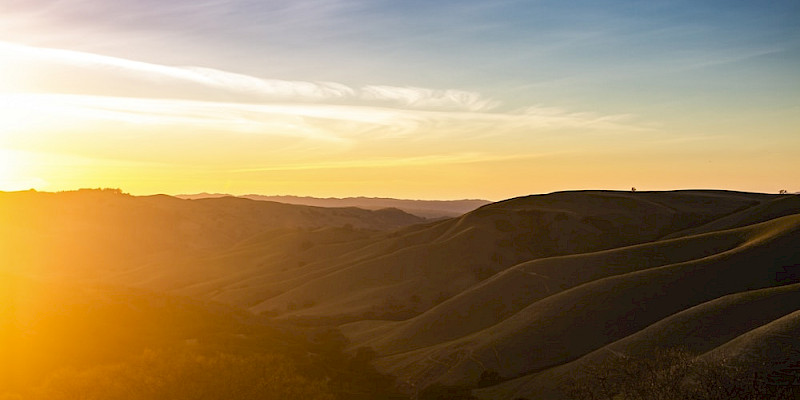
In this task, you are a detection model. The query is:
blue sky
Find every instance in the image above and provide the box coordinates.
[0,0,798,198]
[7,0,797,97]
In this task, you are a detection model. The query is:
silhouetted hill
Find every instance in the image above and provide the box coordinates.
[251,190,769,320]
[0,189,423,278]
[177,193,490,218]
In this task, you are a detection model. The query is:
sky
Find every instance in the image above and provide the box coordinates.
[0,0,798,200]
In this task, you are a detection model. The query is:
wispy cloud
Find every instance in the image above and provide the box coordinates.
[183,67,356,101]
[0,41,646,174]
[0,41,644,136]
[0,41,500,112]
[0,92,642,142]
[360,85,500,112]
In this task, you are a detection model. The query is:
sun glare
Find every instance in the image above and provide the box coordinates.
[0,149,22,189]
[0,94,65,134]
[0,149,40,191]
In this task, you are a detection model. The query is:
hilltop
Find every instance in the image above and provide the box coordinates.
[1,189,798,399]
[0,189,423,279]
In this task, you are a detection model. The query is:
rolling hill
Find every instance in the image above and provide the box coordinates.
[0,273,399,400]
[368,214,800,385]
[1,189,798,399]
[251,190,771,320]
[0,189,423,279]
[177,193,491,218]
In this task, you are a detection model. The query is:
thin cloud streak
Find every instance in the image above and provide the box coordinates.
[0,42,646,145]
[0,92,644,143]
[360,85,501,112]
[0,41,648,182]
[0,41,500,112]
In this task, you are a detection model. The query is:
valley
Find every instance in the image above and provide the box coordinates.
[1,189,798,399]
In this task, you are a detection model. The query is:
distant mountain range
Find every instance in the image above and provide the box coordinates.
[176,193,491,218]
[2,189,798,399]
[0,189,425,278]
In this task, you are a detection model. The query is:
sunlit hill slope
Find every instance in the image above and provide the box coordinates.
[1,189,798,399]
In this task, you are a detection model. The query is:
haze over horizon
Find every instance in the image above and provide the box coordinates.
[1,0,798,200]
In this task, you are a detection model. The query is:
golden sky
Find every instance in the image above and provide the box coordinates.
[1,1,798,199]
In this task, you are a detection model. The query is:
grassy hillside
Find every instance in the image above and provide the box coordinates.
[240,195,491,219]
[342,223,753,355]
[369,214,800,389]
[176,193,490,218]
[0,274,401,399]
[253,190,769,320]
[474,283,800,399]
[0,189,422,279]
[1,189,772,320]
[2,189,797,399]
[700,309,800,384]
[666,193,800,238]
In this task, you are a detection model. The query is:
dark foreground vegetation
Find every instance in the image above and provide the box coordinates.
[568,348,800,400]
[6,344,798,400]
[17,350,333,400]
[417,350,800,400]
[0,276,402,400]
[3,347,402,400]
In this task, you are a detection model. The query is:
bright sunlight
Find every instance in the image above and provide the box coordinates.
[0,149,40,191]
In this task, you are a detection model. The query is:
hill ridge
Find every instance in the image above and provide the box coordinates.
[3,189,798,399]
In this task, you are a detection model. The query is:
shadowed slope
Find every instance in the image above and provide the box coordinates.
[113,226,397,309]
[342,223,753,355]
[0,189,423,279]
[3,188,796,399]
[243,195,491,219]
[700,310,800,383]
[0,189,770,319]
[474,283,800,399]
[666,194,800,239]
[373,214,800,388]
[176,193,491,219]
[253,190,767,320]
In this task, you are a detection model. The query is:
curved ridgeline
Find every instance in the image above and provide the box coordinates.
[1,189,798,399]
